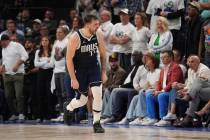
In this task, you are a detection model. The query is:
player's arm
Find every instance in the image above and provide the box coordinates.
[66,33,80,89]
[97,30,107,83]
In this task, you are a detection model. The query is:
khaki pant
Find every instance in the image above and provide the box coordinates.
[3,73,24,115]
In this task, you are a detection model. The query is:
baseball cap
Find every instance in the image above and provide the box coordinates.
[188,1,200,11]
[33,19,42,24]
[109,53,119,62]
[119,8,129,15]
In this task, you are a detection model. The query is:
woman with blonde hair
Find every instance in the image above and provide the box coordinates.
[148,16,173,60]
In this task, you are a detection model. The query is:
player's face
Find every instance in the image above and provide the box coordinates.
[89,19,100,34]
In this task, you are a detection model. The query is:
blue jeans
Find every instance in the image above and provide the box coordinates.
[168,88,177,109]
[126,89,147,120]
[146,91,169,119]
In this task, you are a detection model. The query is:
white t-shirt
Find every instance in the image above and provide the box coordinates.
[133,65,148,90]
[160,0,185,30]
[99,21,114,55]
[132,26,152,53]
[146,0,161,33]
[146,68,161,89]
[110,22,135,53]
[52,37,68,73]
[2,41,28,75]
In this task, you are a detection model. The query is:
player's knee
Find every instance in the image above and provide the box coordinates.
[91,85,102,100]
[80,94,88,106]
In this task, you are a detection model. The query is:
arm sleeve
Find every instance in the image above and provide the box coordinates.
[166,9,184,19]
[34,50,47,67]
[18,43,29,62]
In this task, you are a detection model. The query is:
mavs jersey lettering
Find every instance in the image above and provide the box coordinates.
[73,30,99,69]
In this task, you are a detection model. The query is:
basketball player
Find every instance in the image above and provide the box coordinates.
[64,15,107,133]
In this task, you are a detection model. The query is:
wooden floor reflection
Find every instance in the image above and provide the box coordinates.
[0,124,209,140]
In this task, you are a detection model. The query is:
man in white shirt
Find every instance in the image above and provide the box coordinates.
[159,0,185,51]
[0,34,28,122]
[109,8,135,71]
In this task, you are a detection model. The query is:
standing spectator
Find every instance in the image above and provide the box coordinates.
[99,9,114,69]
[50,26,69,122]
[66,9,78,29]
[34,36,54,122]
[148,16,173,60]
[0,19,25,44]
[132,12,152,54]
[34,25,50,46]
[16,9,32,33]
[159,0,185,51]
[146,0,162,33]
[0,34,28,121]
[199,18,210,68]
[109,8,135,71]
[23,38,38,119]
[183,2,203,60]
[30,19,42,42]
[43,9,57,35]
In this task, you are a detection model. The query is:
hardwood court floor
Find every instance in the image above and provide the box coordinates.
[0,124,209,140]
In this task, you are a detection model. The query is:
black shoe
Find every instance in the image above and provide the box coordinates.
[63,101,73,125]
[93,121,105,133]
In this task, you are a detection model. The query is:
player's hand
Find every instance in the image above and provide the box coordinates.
[101,71,108,84]
[71,78,79,89]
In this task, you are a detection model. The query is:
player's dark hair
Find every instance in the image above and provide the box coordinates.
[83,15,98,24]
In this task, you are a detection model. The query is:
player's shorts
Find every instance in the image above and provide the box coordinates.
[75,64,102,95]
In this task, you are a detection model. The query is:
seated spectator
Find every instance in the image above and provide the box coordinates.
[142,50,183,126]
[118,52,160,125]
[103,53,126,91]
[163,55,210,123]
[101,51,143,123]
[177,78,210,127]
[172,49,187,77]
[195,100,210,116]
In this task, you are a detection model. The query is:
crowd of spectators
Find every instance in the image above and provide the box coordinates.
[0,0,210,128]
